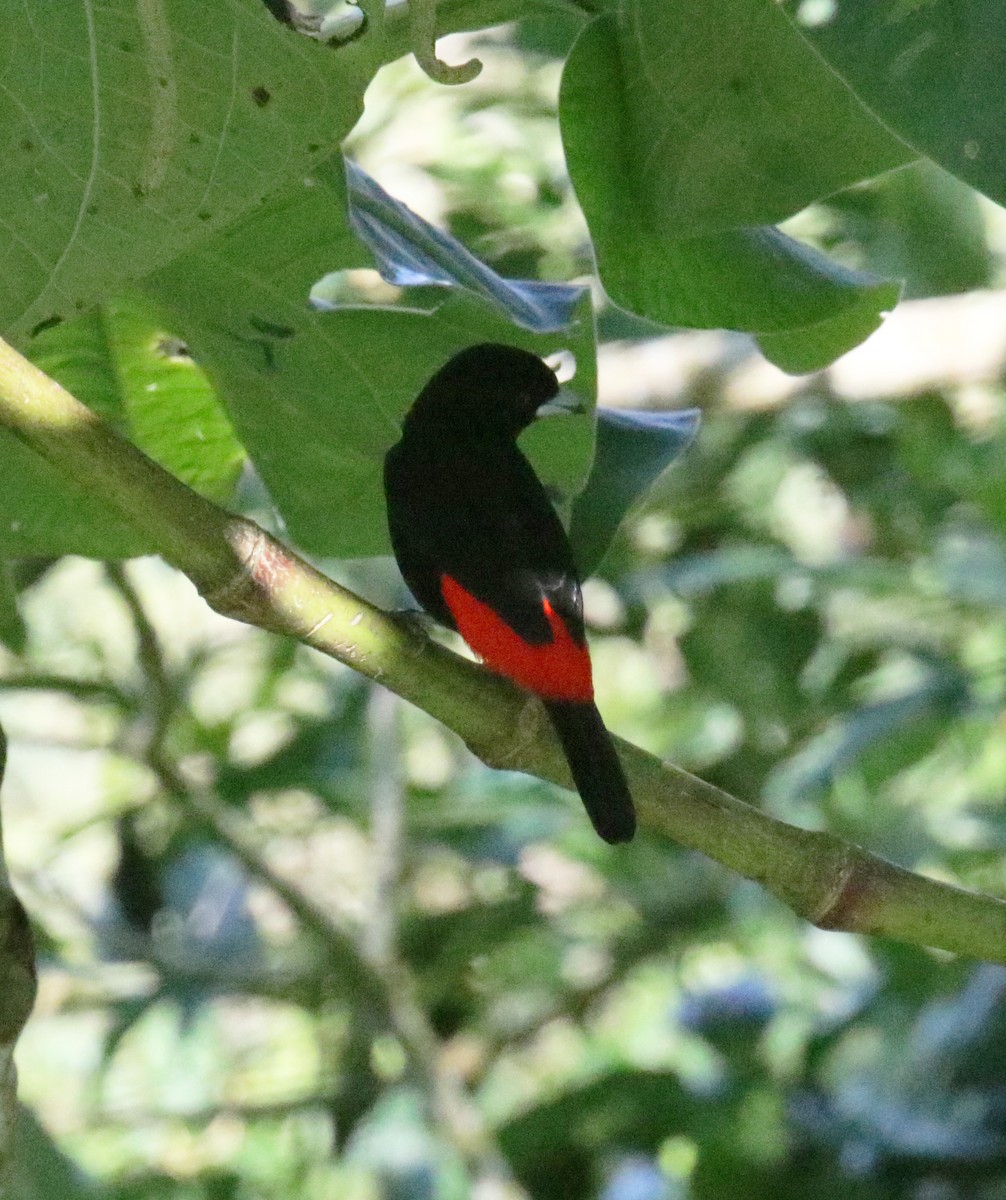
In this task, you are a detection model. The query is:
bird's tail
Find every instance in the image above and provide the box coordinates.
[544,700,636,843]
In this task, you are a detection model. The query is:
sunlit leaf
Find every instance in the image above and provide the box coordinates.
[1,1,377,341]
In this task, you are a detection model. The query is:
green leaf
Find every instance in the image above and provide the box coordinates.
[146,157,597,559]
[822,161,993,300]
[0,295,245,558]
[498,1069,696,1171]
[590,0,913,239]
[661,545,799,594]
[12,1108,102,1200]
[28,296,245,502]
[344,161,586,332]
[0,431,148,558]
[679,583,822,725]
[560,11,903,348]
[570,407,699,575]
[1,0,377,341]
[788,0,1006,208]
[756,278,902,373]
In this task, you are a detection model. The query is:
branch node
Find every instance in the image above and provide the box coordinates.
[807,845,860,930]
[202,521,296,634]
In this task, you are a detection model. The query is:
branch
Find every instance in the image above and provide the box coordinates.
[1,335,1005,962]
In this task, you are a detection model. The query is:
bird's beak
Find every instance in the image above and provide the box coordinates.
[537,387,586,418]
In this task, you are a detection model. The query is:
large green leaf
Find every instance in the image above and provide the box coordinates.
[1,152,599,563]
[788,0,1006,208]
[755,283,902,374]
[145,158,597,559]
[597,0,912,238]
[560,3,907,366]
[1,0,378,342]
[0,430,148,558]
[821,161,993,301]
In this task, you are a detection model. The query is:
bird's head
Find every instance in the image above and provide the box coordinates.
[402,343,578,442]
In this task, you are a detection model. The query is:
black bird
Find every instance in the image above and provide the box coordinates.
[383,343,635,843]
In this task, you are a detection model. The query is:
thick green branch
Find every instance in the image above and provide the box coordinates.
[1,335,1006,962]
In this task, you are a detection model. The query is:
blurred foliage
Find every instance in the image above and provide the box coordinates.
[5,4,1006,1200]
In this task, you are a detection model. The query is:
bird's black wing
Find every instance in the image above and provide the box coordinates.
[384,440,584,646]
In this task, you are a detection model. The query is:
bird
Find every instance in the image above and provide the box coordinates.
[383,342,636,843]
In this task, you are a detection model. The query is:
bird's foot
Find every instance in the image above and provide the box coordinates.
[389,608,437,641]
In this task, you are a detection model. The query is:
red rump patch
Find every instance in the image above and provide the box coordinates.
[440,574,594,703]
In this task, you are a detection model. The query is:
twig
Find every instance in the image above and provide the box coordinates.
[155,755,394,1018]
[0,674,131,704]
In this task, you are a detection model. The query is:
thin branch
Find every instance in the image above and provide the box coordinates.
[106,563,171,703]
[1,335,1006,963]
[0,674,130,704]
[100,566,397,1019]
[153,749,519,1186]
